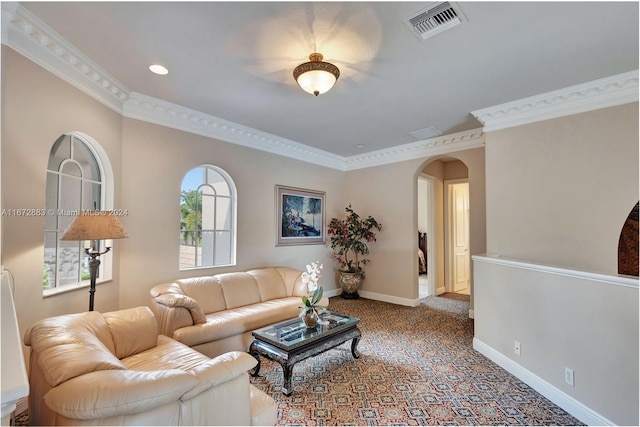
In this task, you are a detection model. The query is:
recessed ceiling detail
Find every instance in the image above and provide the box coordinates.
[404,2,467,41]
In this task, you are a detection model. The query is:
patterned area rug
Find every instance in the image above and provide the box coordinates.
[15,294,583,426]
[250,294,583,426]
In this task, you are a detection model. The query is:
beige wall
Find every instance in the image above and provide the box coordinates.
[477,102,639,425]
[1,47,124,333]
[0,46,343,339]
[474,257,639,425]
[118,118,344,308]
[486,103,639,274]
[342,147,485,303]
[6,42,635,423]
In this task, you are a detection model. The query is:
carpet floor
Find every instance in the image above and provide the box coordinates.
[249,294,584,426]
[15,294,584,426]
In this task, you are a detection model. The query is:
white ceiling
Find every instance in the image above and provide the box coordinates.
[14,1,640,157]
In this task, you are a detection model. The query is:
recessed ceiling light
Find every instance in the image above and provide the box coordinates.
[355,144,365,148]
[149,64,169,75]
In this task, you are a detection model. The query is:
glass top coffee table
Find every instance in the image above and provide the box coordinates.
[249,311,361,395]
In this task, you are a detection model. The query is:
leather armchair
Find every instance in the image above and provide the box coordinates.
[23,306,276,426]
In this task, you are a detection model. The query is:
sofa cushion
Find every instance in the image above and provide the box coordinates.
[177,276,227,314]
[181,351,257,400]
[24,312,125,387]
[217,272,262,309]
[172,298,302,347]
[248,268,287,301]
[43,369,197,420]
[103,306,159,359]
[275,267,307,297]
[122,335,210,372]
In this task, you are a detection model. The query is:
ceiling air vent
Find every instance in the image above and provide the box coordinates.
[409,127,442,140]
[404,2,467,41]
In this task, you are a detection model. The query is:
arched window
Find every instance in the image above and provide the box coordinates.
[180,165,236,269]
[44,133,113,292]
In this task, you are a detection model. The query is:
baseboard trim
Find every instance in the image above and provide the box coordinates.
[357,290,420,307]
[472,338,614,426]
[324,288,341,298]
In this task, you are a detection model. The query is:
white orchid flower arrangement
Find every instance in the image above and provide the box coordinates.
[300,261,326,316]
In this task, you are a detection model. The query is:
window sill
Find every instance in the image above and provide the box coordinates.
[179,263,236,272]
[43,278,113,298]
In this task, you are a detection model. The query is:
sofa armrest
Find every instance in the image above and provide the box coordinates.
[154,294,206,324]
[43,369,198,420]
[150,283,206,337]
[181,351,257,400]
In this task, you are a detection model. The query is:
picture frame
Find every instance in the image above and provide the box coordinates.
[275,185,325,246]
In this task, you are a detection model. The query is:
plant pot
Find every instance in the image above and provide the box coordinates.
[339,271,363,299]
[302,308,319,328]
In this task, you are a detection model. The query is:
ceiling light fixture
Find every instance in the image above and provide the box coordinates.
[293,53,340,96]
[149,64,169,75]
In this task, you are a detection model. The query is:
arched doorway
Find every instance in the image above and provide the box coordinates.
[416,157,470,298]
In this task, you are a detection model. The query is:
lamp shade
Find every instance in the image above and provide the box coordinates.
[293,53,340,96]
[60,211,129,241]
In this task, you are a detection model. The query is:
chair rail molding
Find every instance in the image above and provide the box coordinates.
[472,254,639,289]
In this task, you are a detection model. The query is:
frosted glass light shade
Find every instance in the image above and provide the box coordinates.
[293,53,340,96]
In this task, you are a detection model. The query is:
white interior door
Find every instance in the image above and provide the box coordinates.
[449,182,470,293]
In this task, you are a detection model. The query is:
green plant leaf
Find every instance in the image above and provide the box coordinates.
[311,287,323,305]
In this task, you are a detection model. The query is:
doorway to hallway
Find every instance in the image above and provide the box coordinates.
[417,158,471,299]
[445,180,470,296]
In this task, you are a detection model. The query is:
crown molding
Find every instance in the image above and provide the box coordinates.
[123,93,345,170]
[1,2,129,113]
[471,70,639,132]
[343,129,485,170]
[4,2,634,171]
[125,92,485,170]
[1,3,481,171]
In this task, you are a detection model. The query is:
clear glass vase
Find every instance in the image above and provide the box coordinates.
[302,308,319,328]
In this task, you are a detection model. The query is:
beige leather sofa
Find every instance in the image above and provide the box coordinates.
[149,267,330,358]
[23,306,277,426]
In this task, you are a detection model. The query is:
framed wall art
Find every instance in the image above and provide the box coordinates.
[275,185,325,246]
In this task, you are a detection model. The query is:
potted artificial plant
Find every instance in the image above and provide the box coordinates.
[327,205,382,299]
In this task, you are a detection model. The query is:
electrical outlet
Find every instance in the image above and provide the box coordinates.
[514,341,521,356]
[565,367,575,386]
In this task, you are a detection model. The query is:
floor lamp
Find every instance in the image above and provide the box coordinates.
[60,211,129,311]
